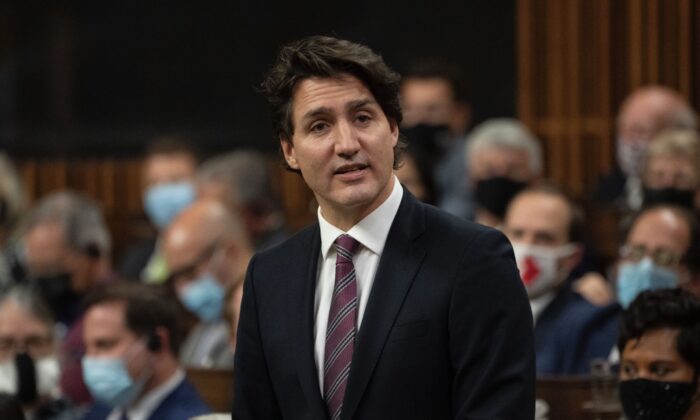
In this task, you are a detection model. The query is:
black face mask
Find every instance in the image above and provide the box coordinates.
[620,378,697,420]
[32,273,80,323]
[642,187,695,210]
[474,177,528,219]
[14,352,37,404]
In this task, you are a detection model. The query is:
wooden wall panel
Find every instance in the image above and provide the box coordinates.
[517,0,698,199]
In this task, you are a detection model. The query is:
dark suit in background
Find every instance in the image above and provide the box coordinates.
[234,192,535,419]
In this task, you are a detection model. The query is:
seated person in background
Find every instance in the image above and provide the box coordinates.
[467,118,542,227]
[20,191,114,406]
[196,149,288,251]
[118,137,199,283]
[400,59,473,219]
[162,199,252,368]
[0,152,26,289]
[595,86,697,212]
[618,288,700,420]
[641,129,700,212]
[82,283,210,420]
[0,286,67,419]
[503,185,619,375]
[614,204,700,309]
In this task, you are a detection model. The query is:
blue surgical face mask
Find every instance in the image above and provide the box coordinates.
[179,274,225,323]
[143,182,195,229]
[616,258,680,308]
[82,353,149,408]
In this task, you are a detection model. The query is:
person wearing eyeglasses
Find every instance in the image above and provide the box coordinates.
[162,199,253,368]
[615,204,700,309]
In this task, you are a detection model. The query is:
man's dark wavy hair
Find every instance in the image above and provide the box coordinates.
[618,288,700,375]
[261,35,405,171]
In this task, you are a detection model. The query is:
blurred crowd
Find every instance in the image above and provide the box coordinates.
[0,60,698,419]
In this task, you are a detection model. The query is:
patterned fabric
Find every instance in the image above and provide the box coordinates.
[323,234,360,420]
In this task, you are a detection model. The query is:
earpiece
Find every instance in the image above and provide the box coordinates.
[146,332,161,352]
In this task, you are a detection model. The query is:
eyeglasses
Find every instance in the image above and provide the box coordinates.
[0,335,53,355]
[619,244,683,267]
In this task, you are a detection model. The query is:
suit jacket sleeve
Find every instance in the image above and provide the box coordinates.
[450,228,535,419]
[232,254,283,420]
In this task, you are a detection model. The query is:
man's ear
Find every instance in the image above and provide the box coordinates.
[280,139,299,170]
[389,119,399,147]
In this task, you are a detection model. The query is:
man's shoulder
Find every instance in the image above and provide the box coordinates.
[546,286,620,333]
[419,201,506,248]
[255,222,319,260]
[151,378,211,419]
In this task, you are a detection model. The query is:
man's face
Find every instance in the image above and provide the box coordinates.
[620,327,694,383]
[0,301,53,362]
[622,209,691,280]
[24,223,94,293]
[143,152,196,189]
[281,75,398,225]
[83,301,151,381]
[504,192,578,282]
[164,229,224,295]
[401,78,456,128]
[504,192,570,248]
[469,147,534,183]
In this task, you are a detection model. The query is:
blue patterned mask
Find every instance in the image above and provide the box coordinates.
[143,182,195,229]
[179,274,225,323]
[82,355,148,408]
[616,258,679,308]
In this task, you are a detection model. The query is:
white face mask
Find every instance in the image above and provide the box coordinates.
[0,355,60,398]
[512,243,577,299]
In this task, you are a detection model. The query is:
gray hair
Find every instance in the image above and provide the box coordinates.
[0,152,26,228]
[0,284,54,330]
[467,118,543,175]
[24,191,111,257]
[197,150,277,212]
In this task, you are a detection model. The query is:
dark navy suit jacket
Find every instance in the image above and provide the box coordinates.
[233,192,535,419]
[535,284,620,375]
[83,378,210,420]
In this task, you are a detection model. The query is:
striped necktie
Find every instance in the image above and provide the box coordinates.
[323,234,359,420]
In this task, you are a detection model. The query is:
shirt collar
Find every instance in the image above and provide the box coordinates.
[122,368,185,419]
[318,176,403,258]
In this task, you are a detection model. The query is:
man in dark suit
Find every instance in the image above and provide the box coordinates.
[503,185,619,375]
[81,283,210,420]
[233,36,535,420]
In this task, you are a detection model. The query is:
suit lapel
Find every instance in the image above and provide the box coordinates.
[342,192,427,420]
[286,224,329,419]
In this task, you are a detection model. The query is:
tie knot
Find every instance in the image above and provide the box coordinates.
[334,234,359,257]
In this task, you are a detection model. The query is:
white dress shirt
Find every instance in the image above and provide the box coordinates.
[107,368,185,420]
[314,177,403,393]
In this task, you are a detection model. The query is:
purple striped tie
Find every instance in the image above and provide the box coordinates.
[324,234,360,420]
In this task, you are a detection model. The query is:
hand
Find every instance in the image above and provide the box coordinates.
[572,272,613,306]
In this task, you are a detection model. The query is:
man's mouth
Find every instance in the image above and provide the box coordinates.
[334,163,369,175]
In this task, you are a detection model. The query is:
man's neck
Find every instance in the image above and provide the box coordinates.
[140,357,179,400]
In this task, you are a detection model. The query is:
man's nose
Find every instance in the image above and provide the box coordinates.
[334,121,360,157]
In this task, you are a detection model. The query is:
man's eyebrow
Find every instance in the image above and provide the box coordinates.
[301,107,333,123]
[346,98,378,111]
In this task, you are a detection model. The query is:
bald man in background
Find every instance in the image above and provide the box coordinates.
[595,86,698,211]
[163,199,253,368]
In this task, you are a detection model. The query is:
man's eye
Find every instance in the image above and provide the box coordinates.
[310,122,328,133]
[356,114,372,123]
